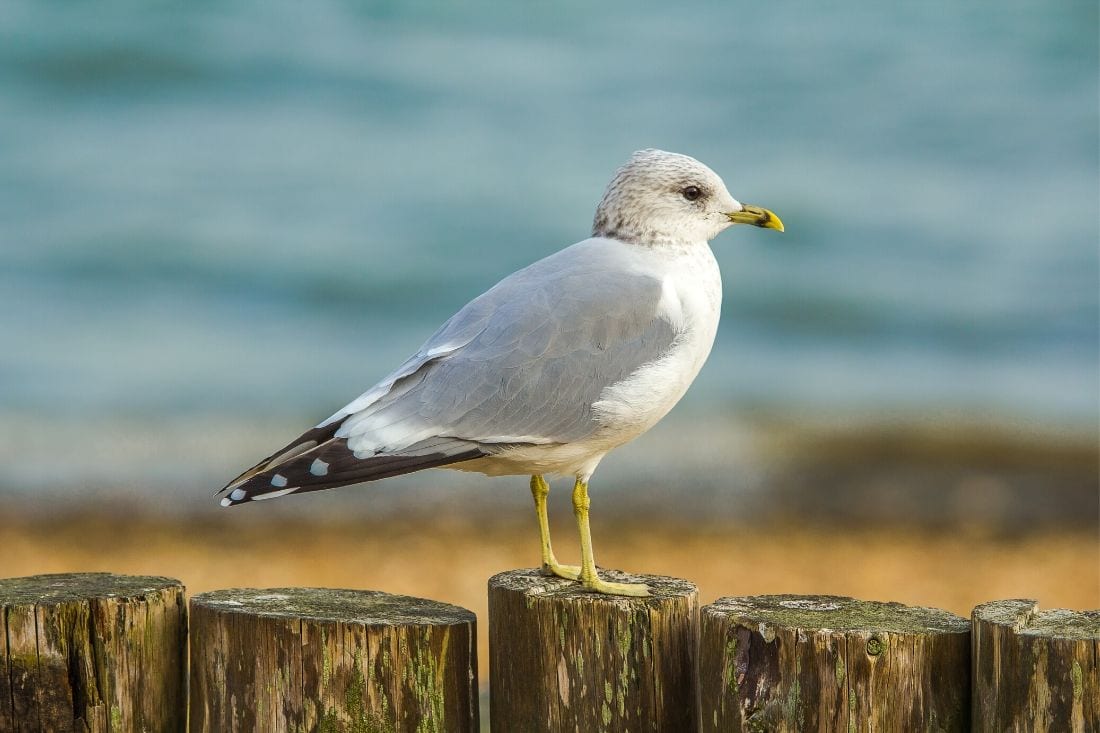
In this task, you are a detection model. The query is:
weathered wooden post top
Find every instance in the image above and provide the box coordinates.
[489,567,698,732]
[189,586,479,733]
[0,572,186,733]
[973,599,1100,732]
[698,594,971,732]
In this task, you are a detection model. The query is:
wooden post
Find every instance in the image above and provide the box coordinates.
[972,599,1099,732]
[188,587,478,733]
[698,594,970,732]
[488,568,698,732]
[0,572,186,732]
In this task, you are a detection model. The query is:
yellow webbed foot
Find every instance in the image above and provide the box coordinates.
[582,576,651,597]
[541,560,581,581]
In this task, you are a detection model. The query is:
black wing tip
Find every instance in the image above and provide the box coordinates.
[213,423,343,500]
[217,481,301,507]
[213,438,488,507]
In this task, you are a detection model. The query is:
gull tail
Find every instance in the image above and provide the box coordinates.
[216,428,486,507]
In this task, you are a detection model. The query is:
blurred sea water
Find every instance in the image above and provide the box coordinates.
[0,1,1096,511]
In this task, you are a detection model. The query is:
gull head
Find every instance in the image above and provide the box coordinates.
[592,149,783,245]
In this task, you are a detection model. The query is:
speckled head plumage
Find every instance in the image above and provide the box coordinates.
[592,149,782,245]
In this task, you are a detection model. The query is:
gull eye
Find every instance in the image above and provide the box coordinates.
[681,185,703,202]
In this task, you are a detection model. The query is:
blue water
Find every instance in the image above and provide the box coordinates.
[1,0,1096,495]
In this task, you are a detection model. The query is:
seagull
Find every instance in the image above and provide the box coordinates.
[218,149,782,596]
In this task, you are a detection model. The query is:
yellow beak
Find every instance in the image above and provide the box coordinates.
[726,204,784,232]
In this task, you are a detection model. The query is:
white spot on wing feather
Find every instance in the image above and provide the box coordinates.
[271,474,288,487]
[310,458,329,476]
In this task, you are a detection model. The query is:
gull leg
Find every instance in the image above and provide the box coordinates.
[571,478,650,596]
[530,475,580,580]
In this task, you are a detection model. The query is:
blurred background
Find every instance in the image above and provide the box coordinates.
[1,0,1097,676]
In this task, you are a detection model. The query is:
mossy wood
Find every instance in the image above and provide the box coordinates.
[488,568,698,732]
[0,572,186,732]
[972,599,1099,732]
[697,594,970,732]
[188,587,478,733]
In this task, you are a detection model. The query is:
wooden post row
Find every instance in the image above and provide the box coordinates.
[2,571,1098,732]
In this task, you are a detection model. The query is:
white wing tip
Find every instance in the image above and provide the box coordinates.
[252,487,297,501]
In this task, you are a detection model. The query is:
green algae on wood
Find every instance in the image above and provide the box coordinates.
[188,587,478,733]
[0,572,186,732]
[972,599,1100,732]
[487,567,697,732]
[697,594,970,732]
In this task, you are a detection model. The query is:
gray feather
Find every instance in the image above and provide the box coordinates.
[336,239,680,454]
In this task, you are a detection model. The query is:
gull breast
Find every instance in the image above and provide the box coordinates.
[591,241,722,442]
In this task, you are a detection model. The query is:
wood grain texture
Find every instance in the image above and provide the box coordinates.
[188,587,478,733]
[488,568,698,733]
[972,599,1099,732]
[698,594,970,732]
[0,572,186,732]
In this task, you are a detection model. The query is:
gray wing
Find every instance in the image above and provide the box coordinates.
[337,240,679,451]
[218,239,678,504]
